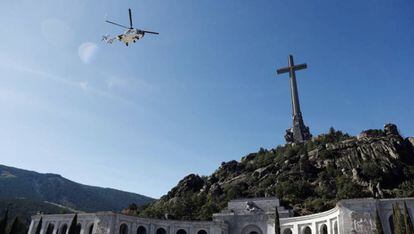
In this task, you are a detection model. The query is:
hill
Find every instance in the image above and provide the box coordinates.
[0,198,72,226]
[0,164,154,213]
[139,124,414,220]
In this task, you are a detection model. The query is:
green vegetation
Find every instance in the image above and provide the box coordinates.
[392,203,403,234]
[139,126,414,220]
[391,203,414,234]
[0,208,28,234]
[0,198,70,227]
[274,208,280,234]
[404,202,413,234]
[0,209,8,234]
[0,164,154,212]
[68,214,78,234]
[9,217,27,234]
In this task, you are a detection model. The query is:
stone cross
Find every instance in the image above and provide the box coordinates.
[277,55,312,143]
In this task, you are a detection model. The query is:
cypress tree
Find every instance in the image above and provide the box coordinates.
[9,217,19,234]
[375,209,384,234]
[404,202,413,234]
[399,204,407,234]
[68,214,78,234]
[393,204,401,234]
[0,209,8,234]
[9,217,27,234]
[35,217,42,234]
[393,203,406,234]
[274,207,280,234]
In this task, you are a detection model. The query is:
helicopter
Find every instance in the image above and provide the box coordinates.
[102,8,159,46]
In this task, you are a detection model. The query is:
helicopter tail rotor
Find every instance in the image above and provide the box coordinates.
[102,35,115,44]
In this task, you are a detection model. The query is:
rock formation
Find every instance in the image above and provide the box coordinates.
[140,124,414,220]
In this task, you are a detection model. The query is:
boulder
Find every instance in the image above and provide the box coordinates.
[384,123,400,136]
[168,174,205,197]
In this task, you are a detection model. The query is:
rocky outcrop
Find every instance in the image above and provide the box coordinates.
[166,174,205,199]
[141,124,414,220]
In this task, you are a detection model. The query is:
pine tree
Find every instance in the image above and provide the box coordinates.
[404,202,413,234]
[68,214,78,234]
[274,207,280,234]
[9,217,27,234]
[375,209,384,234]
[35,217,42,234]
[0,209,8,234]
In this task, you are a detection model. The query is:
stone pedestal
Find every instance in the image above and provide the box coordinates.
[285,114,311,143]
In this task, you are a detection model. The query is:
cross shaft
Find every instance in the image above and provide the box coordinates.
[276,55,311,143]
[277,55,307,117]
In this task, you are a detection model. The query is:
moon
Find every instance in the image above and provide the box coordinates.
[78,42,99,64]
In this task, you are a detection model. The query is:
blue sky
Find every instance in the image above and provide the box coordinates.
[0,0,413,198]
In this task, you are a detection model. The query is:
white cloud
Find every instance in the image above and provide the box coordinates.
[78,42,99,64]
[0,59,133,105]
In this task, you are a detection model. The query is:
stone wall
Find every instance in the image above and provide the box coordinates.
[279,206,339,234]
[28,197,414,234]
[338,198,414,234]
[28,212,226,234]
[213,197,291,234]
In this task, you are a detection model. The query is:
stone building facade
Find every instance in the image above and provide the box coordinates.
[29,197,413,234]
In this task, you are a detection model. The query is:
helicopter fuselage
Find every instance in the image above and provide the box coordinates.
[104,9,158,46]
[117,29,144,45]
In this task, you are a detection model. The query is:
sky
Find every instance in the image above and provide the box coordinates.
[0,0,413,198]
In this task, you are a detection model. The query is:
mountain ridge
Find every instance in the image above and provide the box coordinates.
[0,164,154,212]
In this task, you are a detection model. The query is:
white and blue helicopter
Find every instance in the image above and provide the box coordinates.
[102,9,159,46]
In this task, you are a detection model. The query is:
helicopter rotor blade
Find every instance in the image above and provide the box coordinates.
[129,8,133,29]
[105,20,129,29]
[143,30,159,35]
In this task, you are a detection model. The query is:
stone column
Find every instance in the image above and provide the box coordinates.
[292,224,299,234]
[327,219,332,234]
[28,220,35,234]
[312,222,317,234]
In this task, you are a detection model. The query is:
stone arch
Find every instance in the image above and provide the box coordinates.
[119,223,128,234]
[156,227,167,234]
[87,223,94,234]
[197,230,207,234]
[241,225,263,234]
[320,224,328,234]
[283,228,293,234]
[302,226,312,234]
[46,223,55,234]
[59,223,68,234]
[176,229,187,234]
[389,215,394,234]
[137,225,147,234]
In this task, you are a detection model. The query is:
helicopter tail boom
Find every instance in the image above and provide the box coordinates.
[142,30,159,35]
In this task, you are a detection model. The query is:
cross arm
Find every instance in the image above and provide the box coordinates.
[277,63,307,75]
[276,67,290,75]
[293,63,307,71]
